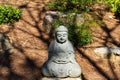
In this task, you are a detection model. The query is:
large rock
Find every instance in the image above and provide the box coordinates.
[43,11,84,34]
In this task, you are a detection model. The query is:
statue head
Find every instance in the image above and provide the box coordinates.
[55,25,68,43]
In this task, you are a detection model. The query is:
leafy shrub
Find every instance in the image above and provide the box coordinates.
[51,13,93,46]
[101,0,120,12]
[114,6,120,19]
[68,24,92,46]
[47,0,98,46]
[48,0,120,13]
[0,5,22,24]
[47,0,98,13]
[107,0,120,12]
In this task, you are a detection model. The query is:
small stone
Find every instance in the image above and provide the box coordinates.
[0,33,13,54]
[94,47,120,58]
[75,14,84,26]
[111,48,120,55]
[94,47,110,58]
[44,15,53,23]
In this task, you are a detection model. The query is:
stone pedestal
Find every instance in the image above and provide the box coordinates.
[41,77,82,80]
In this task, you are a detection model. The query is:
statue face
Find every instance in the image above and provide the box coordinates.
[56,31,68,43]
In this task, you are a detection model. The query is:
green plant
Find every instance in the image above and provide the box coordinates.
[68,24,92,46]
[108,0,120,12]
[47,0,98,13]
[101,0,120,12]
[47,0,97,46]
[0,5,22,24]
[51,19,63,29]
[51,13,93,46]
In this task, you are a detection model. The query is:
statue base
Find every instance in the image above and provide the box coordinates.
[41,77,82,80]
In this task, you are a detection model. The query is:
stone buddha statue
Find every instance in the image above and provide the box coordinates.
[41,25,82,78]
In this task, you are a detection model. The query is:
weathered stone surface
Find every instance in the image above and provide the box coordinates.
[94,47,120,58]
[44,11,84,33]
[75,14,84,26]
[41,26,82,78]
[43,11,60,33]
[0,33,13,55]
[41,77,82,80]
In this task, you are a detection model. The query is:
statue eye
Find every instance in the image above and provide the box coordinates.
[63,35,66,37]
[63,34,67,37]
[57,34,61,37]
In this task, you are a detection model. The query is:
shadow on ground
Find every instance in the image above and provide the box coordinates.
[0,0,120,80]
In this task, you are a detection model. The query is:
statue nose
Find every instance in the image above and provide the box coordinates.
[60,38,63,40]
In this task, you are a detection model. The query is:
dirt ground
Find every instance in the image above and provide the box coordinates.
[0,0,120,80]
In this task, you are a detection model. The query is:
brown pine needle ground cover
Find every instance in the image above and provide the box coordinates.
[0,0,120,80]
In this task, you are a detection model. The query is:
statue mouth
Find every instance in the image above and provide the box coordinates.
[53,60,69,64]
[58,40,66,44]
[52,59,69,64]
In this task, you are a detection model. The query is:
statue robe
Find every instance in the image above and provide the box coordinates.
[42,40,81,77]
[48,40,75,63]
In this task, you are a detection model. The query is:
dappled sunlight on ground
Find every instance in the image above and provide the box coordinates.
[0,0,120,80]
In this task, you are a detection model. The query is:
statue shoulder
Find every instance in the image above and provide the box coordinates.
[67,40,74,51]
[48,40,56,51]
[68,40,74,47]
[49,40,56,46]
